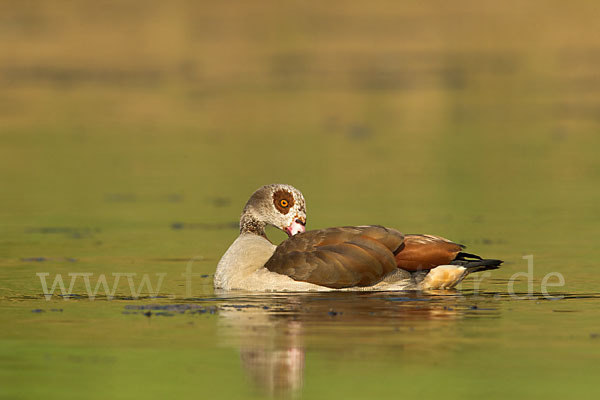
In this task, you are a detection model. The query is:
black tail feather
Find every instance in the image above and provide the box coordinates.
[456,251,482,260]
[410,255,503,284]
[451,257,503,273]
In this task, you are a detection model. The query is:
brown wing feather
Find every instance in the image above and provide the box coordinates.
[265,226,404,289]
[394,234,464,272]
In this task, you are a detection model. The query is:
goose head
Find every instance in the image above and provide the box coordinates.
[240,184,307,237]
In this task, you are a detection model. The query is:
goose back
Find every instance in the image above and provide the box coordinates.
[264,225,404,289]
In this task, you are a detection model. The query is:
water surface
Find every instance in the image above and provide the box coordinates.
[1,1,599,399]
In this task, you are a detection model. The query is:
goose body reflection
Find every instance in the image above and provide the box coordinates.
[216,291,495,397]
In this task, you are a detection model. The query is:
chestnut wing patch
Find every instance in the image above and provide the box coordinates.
[394,234,464,272]
[264,226,404,288]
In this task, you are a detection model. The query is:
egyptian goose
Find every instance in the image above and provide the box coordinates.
[214,184,502,292]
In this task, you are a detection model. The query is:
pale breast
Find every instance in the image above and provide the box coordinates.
[214,234,277,290]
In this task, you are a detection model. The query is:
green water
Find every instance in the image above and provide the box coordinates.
[1,1,600,398]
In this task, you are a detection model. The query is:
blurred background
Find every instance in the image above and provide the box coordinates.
[2,0,599,268]
[1,0,599,283]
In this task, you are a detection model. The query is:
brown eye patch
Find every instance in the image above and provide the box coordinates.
[273,189,295,214]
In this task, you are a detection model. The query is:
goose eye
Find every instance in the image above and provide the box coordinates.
[280,199,289,207]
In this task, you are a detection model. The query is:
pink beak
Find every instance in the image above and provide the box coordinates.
[284,219,306,237]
